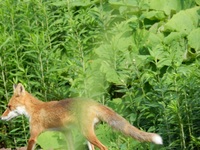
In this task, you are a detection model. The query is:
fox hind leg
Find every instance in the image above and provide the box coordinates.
[64,130,75,150]
[87,141,95,150]
[84,129,107,150]
[82,118,107,150]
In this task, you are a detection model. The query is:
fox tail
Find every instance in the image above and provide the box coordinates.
[96,105,163,145]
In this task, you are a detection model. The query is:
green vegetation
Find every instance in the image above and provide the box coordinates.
[0,0,200,149]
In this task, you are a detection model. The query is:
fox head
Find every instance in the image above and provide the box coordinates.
[1,83,29,121]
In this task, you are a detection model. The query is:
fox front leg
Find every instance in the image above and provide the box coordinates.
[27,132,39,150]
[27,138,36,150]
[27,125,43,150]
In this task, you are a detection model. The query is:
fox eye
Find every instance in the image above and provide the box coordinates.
[7,105,11,110]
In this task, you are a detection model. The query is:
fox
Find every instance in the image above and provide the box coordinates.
[1,83,163,150]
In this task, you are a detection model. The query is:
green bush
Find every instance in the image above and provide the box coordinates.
[0,0,200,149]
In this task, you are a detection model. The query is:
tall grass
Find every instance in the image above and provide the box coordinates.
[0,0,200,149]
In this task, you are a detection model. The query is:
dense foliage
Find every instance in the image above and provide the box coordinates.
[0,0,200,149]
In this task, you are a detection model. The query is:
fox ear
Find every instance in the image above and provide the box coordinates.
[13,83,25,96]
[13,84,17,89]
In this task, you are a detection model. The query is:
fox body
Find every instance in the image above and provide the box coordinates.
[1,83,162,150]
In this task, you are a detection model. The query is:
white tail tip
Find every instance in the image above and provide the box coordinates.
[152,134,163,145]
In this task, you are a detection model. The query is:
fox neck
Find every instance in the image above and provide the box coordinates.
[23,92,44,118]
[16,106,30,118]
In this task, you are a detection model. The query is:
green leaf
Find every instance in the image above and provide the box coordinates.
[100,62,121,84]
[141,11,166,21]
[157,58,171,68]
[109,0,138,6]
[146,32,163,48]
[134,55,152,68]
[146,0,181,15]
[164,32,183,44]
[188,28,200,50]
[195,0,200,5]
[141,71,155,84]
[149,45,167,60]
[37,131,67,149]
[51,1,67,6]
[164,7,200,34]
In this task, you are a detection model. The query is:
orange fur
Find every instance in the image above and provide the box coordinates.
[1,83,162,150]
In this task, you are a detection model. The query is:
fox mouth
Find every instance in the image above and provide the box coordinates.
[1,106,29,121]
[1,111,19,121]
[1,116,14,121]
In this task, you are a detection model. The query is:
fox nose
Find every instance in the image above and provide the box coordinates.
[1,116,7,121]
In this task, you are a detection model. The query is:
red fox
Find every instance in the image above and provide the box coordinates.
[1,83,162,150]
